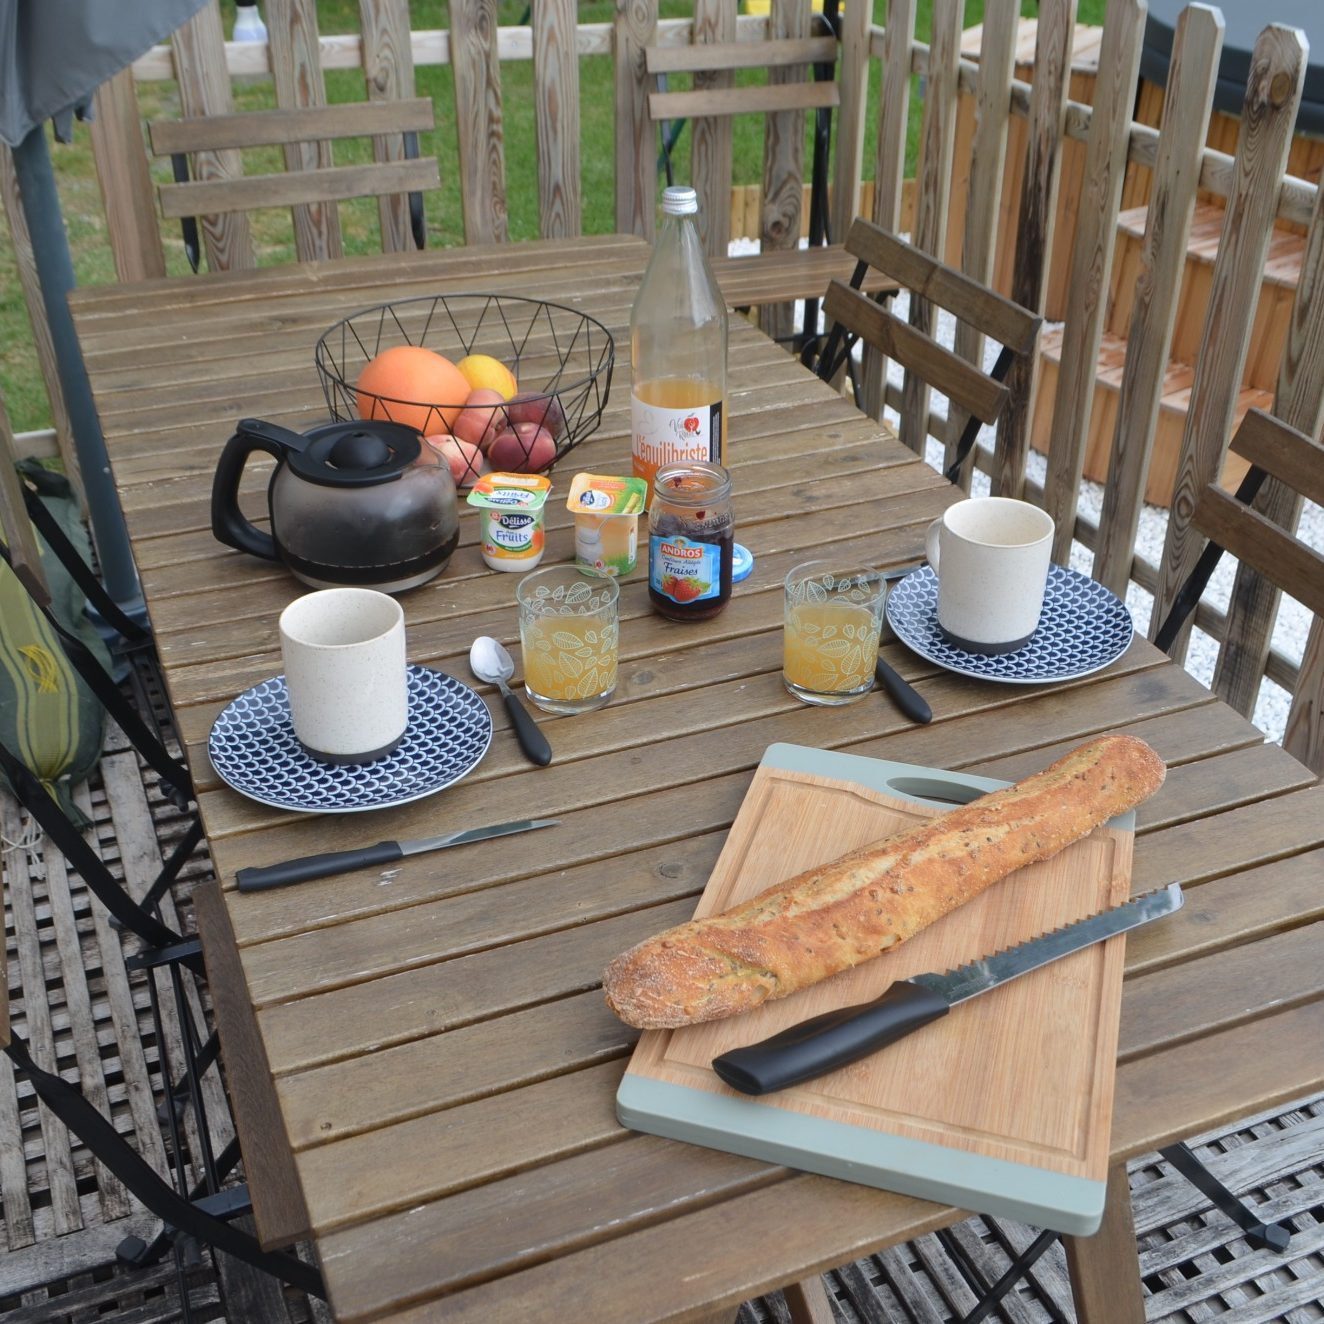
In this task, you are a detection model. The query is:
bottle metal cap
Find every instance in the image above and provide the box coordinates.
[661,185,699,216]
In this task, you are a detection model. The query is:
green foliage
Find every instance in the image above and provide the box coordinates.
[0,0,1109,431]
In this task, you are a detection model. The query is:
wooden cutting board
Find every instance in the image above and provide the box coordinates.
[617,743,1136,1234]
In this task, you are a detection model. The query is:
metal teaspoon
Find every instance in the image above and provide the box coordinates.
[469,636,553,767]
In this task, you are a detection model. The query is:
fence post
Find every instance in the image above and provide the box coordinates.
[614,0,658,241]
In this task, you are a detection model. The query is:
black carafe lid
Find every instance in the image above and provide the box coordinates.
[286,420,422,487]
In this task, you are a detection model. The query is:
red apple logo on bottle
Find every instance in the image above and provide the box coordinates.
[683,415,700,434]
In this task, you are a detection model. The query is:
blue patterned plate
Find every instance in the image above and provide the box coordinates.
[885,564,1133,685]
[208,665,493,813]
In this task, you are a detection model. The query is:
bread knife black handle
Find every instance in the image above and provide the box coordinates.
[503,689,553,766]
[237,841,403,892]
[711,981,950,1096]
[875,656,932,724]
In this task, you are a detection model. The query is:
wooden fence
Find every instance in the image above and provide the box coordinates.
[4,0,1322,766]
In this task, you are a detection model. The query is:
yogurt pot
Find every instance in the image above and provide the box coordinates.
[467,472,552,572]
[566,472,648,578]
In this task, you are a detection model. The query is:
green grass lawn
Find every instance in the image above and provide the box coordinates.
[0,0,1105,433]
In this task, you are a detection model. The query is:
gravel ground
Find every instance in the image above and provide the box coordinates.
[730,238,1321,746]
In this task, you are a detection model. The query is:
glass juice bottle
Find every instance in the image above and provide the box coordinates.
[630,185,729,500]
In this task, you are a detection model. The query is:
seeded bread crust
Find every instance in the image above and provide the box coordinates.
[603,734,1165,1029]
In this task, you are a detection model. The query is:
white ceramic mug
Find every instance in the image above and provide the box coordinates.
[925,498,1055,653]
[279,588,408,762]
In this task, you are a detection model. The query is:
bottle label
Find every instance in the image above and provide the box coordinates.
[649,534,721,604]
[632,394,723,485]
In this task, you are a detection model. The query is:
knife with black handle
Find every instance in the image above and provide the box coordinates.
[236,817,559,892]
[875,656,932,724]
[711,883,1183,1096]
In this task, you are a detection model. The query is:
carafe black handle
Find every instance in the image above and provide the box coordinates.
[210,418,309,561]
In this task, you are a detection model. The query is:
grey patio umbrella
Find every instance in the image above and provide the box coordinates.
[1,0,208,616]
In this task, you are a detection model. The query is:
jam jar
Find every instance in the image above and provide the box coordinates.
[647,461,734,622]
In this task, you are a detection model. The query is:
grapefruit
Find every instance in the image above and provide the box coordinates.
[356,346,470,433]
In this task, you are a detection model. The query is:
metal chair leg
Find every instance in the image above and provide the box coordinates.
[1160,1141,1292,1253]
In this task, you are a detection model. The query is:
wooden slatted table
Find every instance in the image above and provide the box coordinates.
[70,236,1324,1324]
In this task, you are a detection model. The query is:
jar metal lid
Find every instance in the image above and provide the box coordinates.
[731,543,754,583]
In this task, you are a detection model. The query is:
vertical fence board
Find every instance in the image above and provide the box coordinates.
[941,0,1018,487]
[267,0,342,261]
[1285,626,1324,773]
[832,0,870,244]
[993,0,1076,498]
[1040,0,1145,555]
[169,0,256,272]
[1094,5,1224,595]
[451,0,508,245]
[533,0,582,239]
[1149,26,1307,660]
[1216,179,1324,719]
[0,148,81,500]
[690,0,736,257]
[898,0,961,456]
[860,0,917,421]
[89,69,167,282]
[758,0,809,342]
[615,0,658,241]
[358,0,420,253]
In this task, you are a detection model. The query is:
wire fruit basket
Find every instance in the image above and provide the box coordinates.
[314,294,615,474]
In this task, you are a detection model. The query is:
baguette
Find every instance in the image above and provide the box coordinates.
[603,734,1165,1029]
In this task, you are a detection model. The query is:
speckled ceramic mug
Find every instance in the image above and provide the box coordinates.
[279,588,408,762]
[925,498,1054,654]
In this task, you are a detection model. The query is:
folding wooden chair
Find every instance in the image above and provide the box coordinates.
[1155,408,1324,777]
[811,218,1042,484]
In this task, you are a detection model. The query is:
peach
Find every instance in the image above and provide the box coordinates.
[489,422,556,473]
[425,434,489,488]
[505,391,566,441]
[452,388,508,450]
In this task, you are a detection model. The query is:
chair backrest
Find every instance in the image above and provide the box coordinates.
[0,386,49,608]
[147,99,439,272]
[1154,408,1324,772]
[820,219,1041,473]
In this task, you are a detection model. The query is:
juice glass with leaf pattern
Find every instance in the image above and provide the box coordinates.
[517,566,619,714]
[783,562,887,705]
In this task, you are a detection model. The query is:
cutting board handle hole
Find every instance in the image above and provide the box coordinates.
[885,777,988,808]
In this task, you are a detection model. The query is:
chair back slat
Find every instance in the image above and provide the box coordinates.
[0,389,49,608]
[1216,182,1324,716]
[1040,0,1145,557]
[992,0,1076,497]
[942,0,1018,488]
[1149,25,1308,660]
[759,0,812,344]
[845,221,1039,355]
[170,1,257,271]
[359,0,421,255]
[89,70,168,281]
[533,0,581,239]
[858,0,916,420]
[268,0,342,262]
[689,0,737,257]
[650,82,839,121]
[614,0,658,241]
[1228,408,1324,507]
[450,0,508,245]
[1093,5,1225,595]
[157,159,440,220]
[149,100,435,154]
[898,0,963,455]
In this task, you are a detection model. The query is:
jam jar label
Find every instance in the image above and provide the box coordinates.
[649,534,721,604]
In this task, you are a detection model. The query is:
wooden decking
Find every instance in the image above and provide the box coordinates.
[1,662,1321,1321]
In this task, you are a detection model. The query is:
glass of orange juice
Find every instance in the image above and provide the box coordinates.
[783,562,887,705]
[517,566,620,714]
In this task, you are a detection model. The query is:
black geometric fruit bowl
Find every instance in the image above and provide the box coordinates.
[314,294,615,477]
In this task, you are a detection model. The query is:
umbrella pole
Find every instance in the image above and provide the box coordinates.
[11,125,145,625]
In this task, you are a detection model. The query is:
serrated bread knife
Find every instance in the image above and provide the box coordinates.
[236,817,559,892]
[711,883,1183,1096]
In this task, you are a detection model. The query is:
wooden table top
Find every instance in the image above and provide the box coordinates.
[71,236,1324,1323]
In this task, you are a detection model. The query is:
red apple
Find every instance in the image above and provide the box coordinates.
[489,422,556,473]
[505,391,566,441]
[452,387,508,451]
